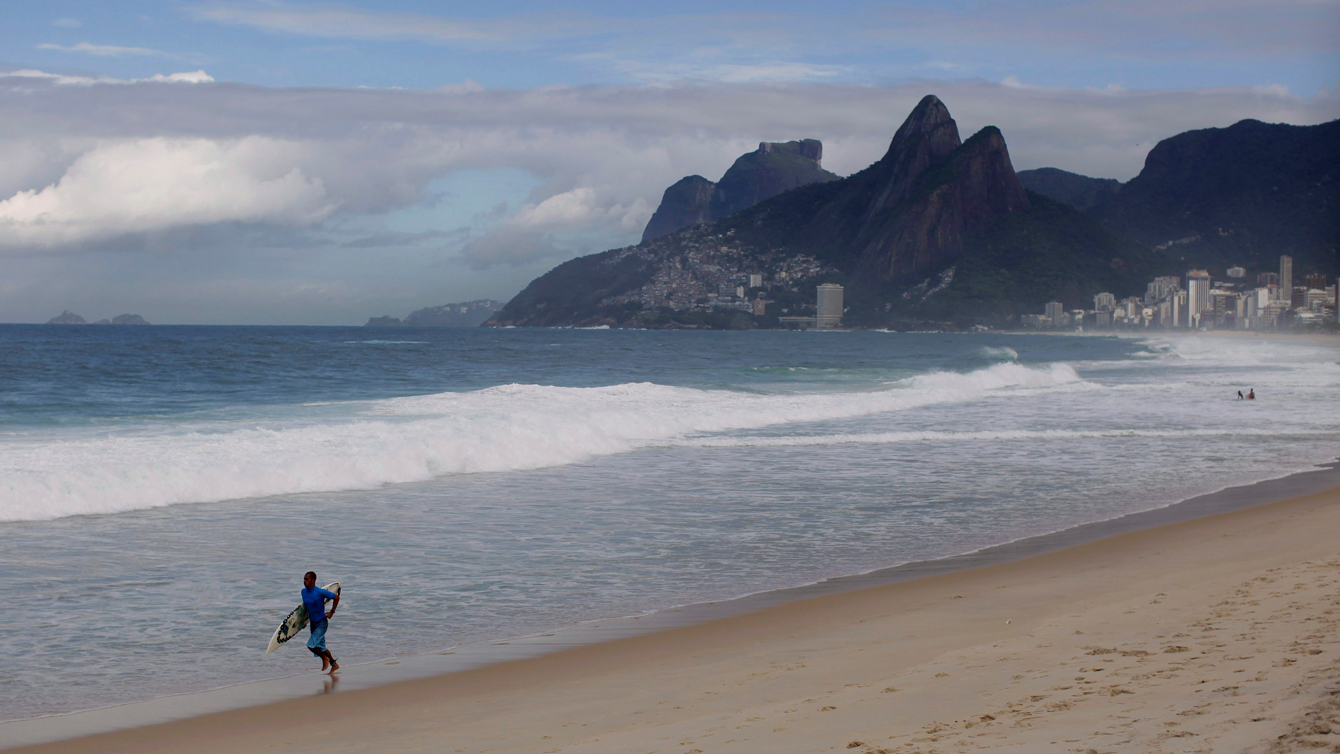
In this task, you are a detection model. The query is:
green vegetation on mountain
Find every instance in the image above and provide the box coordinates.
[1016,167,1122,211]
[1092,118,1340,277]
[488,248,658,326]
[902,192,1153,324]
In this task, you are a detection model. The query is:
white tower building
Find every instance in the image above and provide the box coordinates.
[1187,270,1211,328]
[816,284,843,328]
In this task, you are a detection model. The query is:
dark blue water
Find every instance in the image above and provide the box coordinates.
[0,325,1143,427]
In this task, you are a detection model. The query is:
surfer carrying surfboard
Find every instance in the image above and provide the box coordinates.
[302,571,341,673]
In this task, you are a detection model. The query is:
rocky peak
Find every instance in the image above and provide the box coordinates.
[864,95,963,221]
[642,139,838,242]
[710,139,836,220]
[642,175,718,243]
[46,310,87,325]
[854,122,1031,283]
[886,96,959,158]
[758,138,823,164]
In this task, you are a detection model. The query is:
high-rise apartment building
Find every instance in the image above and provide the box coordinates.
[1304,273,1326,291]
[1257,272,1279,287]
[816,284,843,328]
[1043,301,1066,327]
[1280,255,1293,303]
[1093,292,1116,311]
[1145,276,1180,303]
[1186,270,1211,327]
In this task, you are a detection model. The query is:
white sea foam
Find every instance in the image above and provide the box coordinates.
[673,427,1339,450]
[0,362,1080,522]
[978,345,1019,361]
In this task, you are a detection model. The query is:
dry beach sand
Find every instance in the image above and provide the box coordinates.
[13,483,1340,754]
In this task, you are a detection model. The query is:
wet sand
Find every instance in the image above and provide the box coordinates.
[8,471,1340,753]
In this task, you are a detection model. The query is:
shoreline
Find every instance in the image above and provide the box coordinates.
[5,458,1339,751]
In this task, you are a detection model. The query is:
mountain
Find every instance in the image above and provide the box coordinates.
[1016,168,1122,211]
[641,139,839,242]
[641,176,716,243]
[709,139,838,220]
[46,310,87,325]
[1091,118,1340,277]
[489,95,1152,328]
[366,299,504,327]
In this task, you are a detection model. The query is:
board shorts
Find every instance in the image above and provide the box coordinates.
[306,619,328,654]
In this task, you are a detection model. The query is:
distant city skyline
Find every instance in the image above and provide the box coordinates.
[1,1,1337,324]
[1028,255,1337,331]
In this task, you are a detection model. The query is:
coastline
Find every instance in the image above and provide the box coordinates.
[5,459,1339,752]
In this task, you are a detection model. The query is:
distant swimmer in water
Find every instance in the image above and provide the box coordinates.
[1237,390,1244,400]
[1247,389,1255,400]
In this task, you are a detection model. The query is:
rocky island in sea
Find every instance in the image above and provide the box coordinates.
[46,311,151,325]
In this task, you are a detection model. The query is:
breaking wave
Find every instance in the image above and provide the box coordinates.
[1,362,1079,522]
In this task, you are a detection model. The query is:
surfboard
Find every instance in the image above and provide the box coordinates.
[266,582,341,655]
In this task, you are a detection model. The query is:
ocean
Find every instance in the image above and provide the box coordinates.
[1,326,1337,722]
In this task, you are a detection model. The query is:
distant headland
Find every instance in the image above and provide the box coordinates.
[365,300,504,328]
[484,96,1338,332]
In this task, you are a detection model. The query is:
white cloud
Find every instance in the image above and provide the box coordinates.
[458,188,653,268]
[510,187,600,229]
[0,69,116,86]
[144,71,215,84]
[190,4,595,44]
[0,138,334,246]
[37,42,172,58]
[0,71,1335,262]
[0,68,213,86]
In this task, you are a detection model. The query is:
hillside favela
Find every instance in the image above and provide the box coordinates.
[2,3,1340,754]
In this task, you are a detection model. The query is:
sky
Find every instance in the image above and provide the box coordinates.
[1,1,1337,324]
